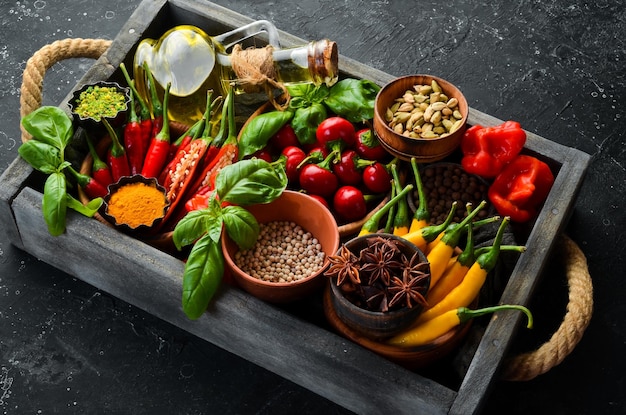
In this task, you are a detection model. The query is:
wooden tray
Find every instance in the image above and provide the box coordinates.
[0,1,591,414]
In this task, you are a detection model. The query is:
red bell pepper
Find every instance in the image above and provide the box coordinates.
[488,155,555,222]
[461,120,526,178]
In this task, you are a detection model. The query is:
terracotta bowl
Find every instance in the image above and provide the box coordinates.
[222,190,340,303]
[373,74,468,163]
[326,233,430,340]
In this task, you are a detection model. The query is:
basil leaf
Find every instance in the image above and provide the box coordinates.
[222,205,260,250]
[238,110,293,159]
[291,103,327,145]
[182,234,224,320]
[286,84,329,104]
[205,196,225,243]
[216,158,287,205]
[18,140,62,174]
[173,208,217,250]
[324,78,381,122]
[21,106,73,151]
[66,194,103,217]
[42,172,67,236]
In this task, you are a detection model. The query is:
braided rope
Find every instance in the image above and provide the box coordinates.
[18,38,594,381]
[501,234,593,381]
[19,38,112,142]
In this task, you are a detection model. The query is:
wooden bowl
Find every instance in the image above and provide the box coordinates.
[326,233,430,340]
[221,190,340,303]
[323,285,474,370]
[373,74,468,163]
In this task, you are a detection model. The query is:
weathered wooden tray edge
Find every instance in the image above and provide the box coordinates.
[0,1,592,414]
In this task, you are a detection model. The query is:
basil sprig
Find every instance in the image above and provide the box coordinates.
[237,78,381,159]
[173,158,288,319]
[19,106,103,236]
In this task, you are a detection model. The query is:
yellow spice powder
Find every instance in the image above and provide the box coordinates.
[107,182,167,228]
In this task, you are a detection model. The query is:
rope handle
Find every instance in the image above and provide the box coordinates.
[19,39,594,381]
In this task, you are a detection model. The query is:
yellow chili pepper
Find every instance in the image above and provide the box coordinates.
[358,183,413,236]
[408,157,430,233]
[416,216,511,325]
[426,201,487,289]
[427,218,475,307]
[387,303,533,347]
[401,201,457,252]
[425,215,500,255]
[390,162,411,236]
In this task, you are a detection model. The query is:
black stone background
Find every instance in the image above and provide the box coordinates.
[0,1,624,414]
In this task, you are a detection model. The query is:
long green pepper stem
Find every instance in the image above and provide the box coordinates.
[457,304,534,328]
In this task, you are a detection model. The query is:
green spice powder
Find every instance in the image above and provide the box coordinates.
[75,85,126,121]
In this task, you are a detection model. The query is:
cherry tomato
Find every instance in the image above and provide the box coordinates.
[316,117,356,150]
[250,148,273,162]
[299,163,338,198]
[281,145,306,185]
[307,194,330,209]
[333,186,367,221]
[269,124,299,151]
[355,128,388,161]
[333,149,373,186]
[362,162,392,194]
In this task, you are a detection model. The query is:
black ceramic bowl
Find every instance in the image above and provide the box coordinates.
[68,80,131,130]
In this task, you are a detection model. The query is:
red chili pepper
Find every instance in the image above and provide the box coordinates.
[184,88,237,197]
[355,127,388,161]
[269,123,299,152]
[184,185,213,212]
[144,62,164,138]
[298,151,339,198]
[281,145,306,185]
[316,116,356,162]
[158,116,206,186]
[85,135,113,189]
[332,148,375,186]
[488,154,555,222]
[123,89,144,175]
[102,118,130,182]
[362,161,392,194]
[120,63,153,160]
[333,185,367,221]
[141,82,171,179]
[161,92,216,212]
[67,165,108,199]
[460,120,526,178]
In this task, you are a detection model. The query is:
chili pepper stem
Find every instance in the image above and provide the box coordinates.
[387,303,533,347]
[359,183,413,236]
[409,157,430,232]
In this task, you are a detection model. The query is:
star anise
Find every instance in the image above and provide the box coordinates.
[360,284,390,312]
[325,244,361,287]
[359,245,396,286]
[387,252,430,309]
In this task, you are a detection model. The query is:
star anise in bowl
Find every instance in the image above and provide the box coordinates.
[324,233,431,340]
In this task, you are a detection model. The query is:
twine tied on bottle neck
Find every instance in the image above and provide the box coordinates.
[230,44,290,111]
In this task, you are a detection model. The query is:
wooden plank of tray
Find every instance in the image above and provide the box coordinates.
[0,0,591,414]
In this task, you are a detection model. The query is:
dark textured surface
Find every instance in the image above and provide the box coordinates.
[0,1,623,414]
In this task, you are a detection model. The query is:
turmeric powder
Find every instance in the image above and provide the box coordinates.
[106,182,167,228]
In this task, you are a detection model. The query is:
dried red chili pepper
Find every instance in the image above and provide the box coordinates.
[141,82,171,179]
[102,118,130,182]
[460,120,526,178]
[85,135,113,189]
[488,154,555,222]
